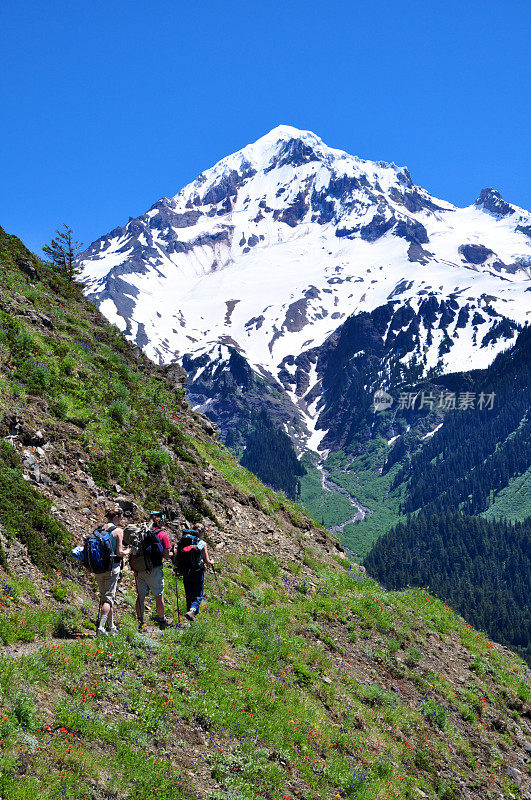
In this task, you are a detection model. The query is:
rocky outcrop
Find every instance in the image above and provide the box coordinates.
[475,188,514,217]
[359,213,396,242]
[273,137,320,169]
[459,243,495,264]
[273,190,310,227]
[393,218,429,244]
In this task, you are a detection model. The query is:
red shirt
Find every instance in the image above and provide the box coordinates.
[155,529,171,551]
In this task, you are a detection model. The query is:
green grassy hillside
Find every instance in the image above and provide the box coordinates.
[1,554,530,800]
[482,466,531,522]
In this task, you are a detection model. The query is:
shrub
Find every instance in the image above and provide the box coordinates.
[292,661,313,686]
[50,582,68,602]
[422,698,447,729]
[359,684,398,707]
[59,356,77,376]
[15,359,53,393]
[13,330,36,356]
[405,647,422,667]
[414,747,432,772]
[51,396,69,419]
[117,363,133,383]
[53,609,84,639]
[108,399,130,426]
[144,448,171,472]
[12,693,36,730]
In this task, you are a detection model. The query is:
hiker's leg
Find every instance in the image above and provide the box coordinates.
[135,595,145,622]
[190,570,205,614]
[99,600,111,629]
[183,575,193,611]
[136,573,149,623]
[101,567,120,629]
[94,574,107,625]
[155,594,165,618]
[143,567,165,621]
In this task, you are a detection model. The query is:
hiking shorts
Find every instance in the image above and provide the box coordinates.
[95,565,121,607]
[135,565,164,600]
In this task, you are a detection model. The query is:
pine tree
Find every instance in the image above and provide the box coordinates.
[42,224,84,282]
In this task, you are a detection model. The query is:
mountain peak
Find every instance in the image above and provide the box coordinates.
[256,124,317,142]
[241,124,329,170]
[475,187,515,217]
[180,126,415,208]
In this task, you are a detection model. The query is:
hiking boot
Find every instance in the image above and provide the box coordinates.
[96,626,108,637]
[156,615,172,628]
[185,609,196,622]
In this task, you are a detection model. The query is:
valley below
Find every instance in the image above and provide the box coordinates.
[316,460,371,532]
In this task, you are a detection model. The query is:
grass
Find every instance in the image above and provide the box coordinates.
[0,573,87,644]
[0,556,528,799]
[482,465,531,522]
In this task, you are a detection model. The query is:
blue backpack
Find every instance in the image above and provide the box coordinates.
[144,527,165,568]
[174,530,204,575]
[83,525,116,574]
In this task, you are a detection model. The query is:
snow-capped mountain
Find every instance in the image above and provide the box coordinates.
[81,125,531,454]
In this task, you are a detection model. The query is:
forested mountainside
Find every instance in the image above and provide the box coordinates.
[295,319,530,558]
[0,225,530,800]
[364,513,531,665]
[342,326,531,666]
[390,325,531,516]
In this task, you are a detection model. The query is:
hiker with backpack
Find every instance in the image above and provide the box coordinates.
[174,523,213,622]
[93,507,130,636]
[128,513,172,630]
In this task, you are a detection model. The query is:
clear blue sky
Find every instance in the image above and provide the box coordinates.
[1,0,530,254]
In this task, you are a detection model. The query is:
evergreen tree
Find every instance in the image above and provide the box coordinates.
[42,224,84,282]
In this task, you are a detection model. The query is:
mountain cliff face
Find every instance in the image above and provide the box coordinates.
[81,126,530,459]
